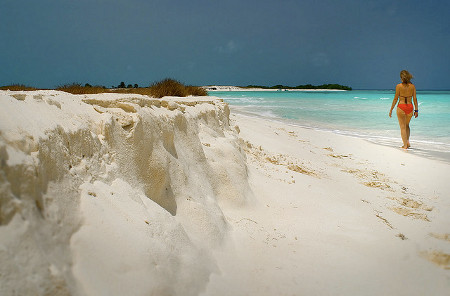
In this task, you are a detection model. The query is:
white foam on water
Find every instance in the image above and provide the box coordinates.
[247,109,278,118]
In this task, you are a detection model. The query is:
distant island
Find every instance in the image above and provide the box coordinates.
[243,84,352,90]
[205,84,352,92]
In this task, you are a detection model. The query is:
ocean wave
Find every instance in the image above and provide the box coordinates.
[223,97,264,104]
[243,109,278,118]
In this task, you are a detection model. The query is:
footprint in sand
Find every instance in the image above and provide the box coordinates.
[421,250,450,270]
[421,233,450,269]
[387,196,433,222]
[242,140,319,179]
[429,233,450,242]
[234,218,288,247]
[341,168,393,191]
[328,153,350,159]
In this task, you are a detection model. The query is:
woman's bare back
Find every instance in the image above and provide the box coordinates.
[397,83,415,104]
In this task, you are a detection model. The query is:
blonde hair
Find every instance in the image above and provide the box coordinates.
[400,70,413,84]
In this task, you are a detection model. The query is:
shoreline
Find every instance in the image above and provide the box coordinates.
[229,105,450,165]
[212,90,450,161]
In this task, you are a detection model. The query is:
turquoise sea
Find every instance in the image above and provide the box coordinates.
[213,90,450,163]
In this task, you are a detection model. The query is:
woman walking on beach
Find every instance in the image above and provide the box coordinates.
[389,70,419,149]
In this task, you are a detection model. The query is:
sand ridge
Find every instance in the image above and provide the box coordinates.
[0,90,247,295]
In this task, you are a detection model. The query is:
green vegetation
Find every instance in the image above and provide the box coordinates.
[295,84,352,90]
[2,79,208,98]
[243,83,352,90]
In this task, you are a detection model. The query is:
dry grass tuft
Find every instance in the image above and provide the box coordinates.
[149,78,187,98]
[113,87,153,96]
[57,85,155,96]
[0,84,37,91]
[185,85,208,96]
[149,78,207,98]
[56,83,109,94]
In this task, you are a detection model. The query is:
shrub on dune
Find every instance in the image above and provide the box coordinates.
[185,85,208,96]
[57,83,108,94]
[149,78,188,98]
[0,84,37,91]
[112,87,152,96]
[148,78,208,98]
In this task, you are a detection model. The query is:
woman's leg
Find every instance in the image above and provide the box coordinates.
[396,107,408,148]
[405,113,413,148]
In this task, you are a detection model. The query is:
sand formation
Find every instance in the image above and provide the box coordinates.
[0,90,251,295]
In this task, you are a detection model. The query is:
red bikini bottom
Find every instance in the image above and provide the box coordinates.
[397,104,413,114]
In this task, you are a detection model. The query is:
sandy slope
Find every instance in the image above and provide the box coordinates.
[202,112,450,296]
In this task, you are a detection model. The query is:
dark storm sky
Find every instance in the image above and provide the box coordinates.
[1,0,449,89]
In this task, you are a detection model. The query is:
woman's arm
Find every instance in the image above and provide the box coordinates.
[412,85,418,118]
[389,84,399,117]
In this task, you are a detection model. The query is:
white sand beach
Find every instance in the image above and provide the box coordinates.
[205,111,450,295]
[204,85,346,92]
[1,91,449,296]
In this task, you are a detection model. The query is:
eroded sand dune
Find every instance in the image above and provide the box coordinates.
[0,91,250,295]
